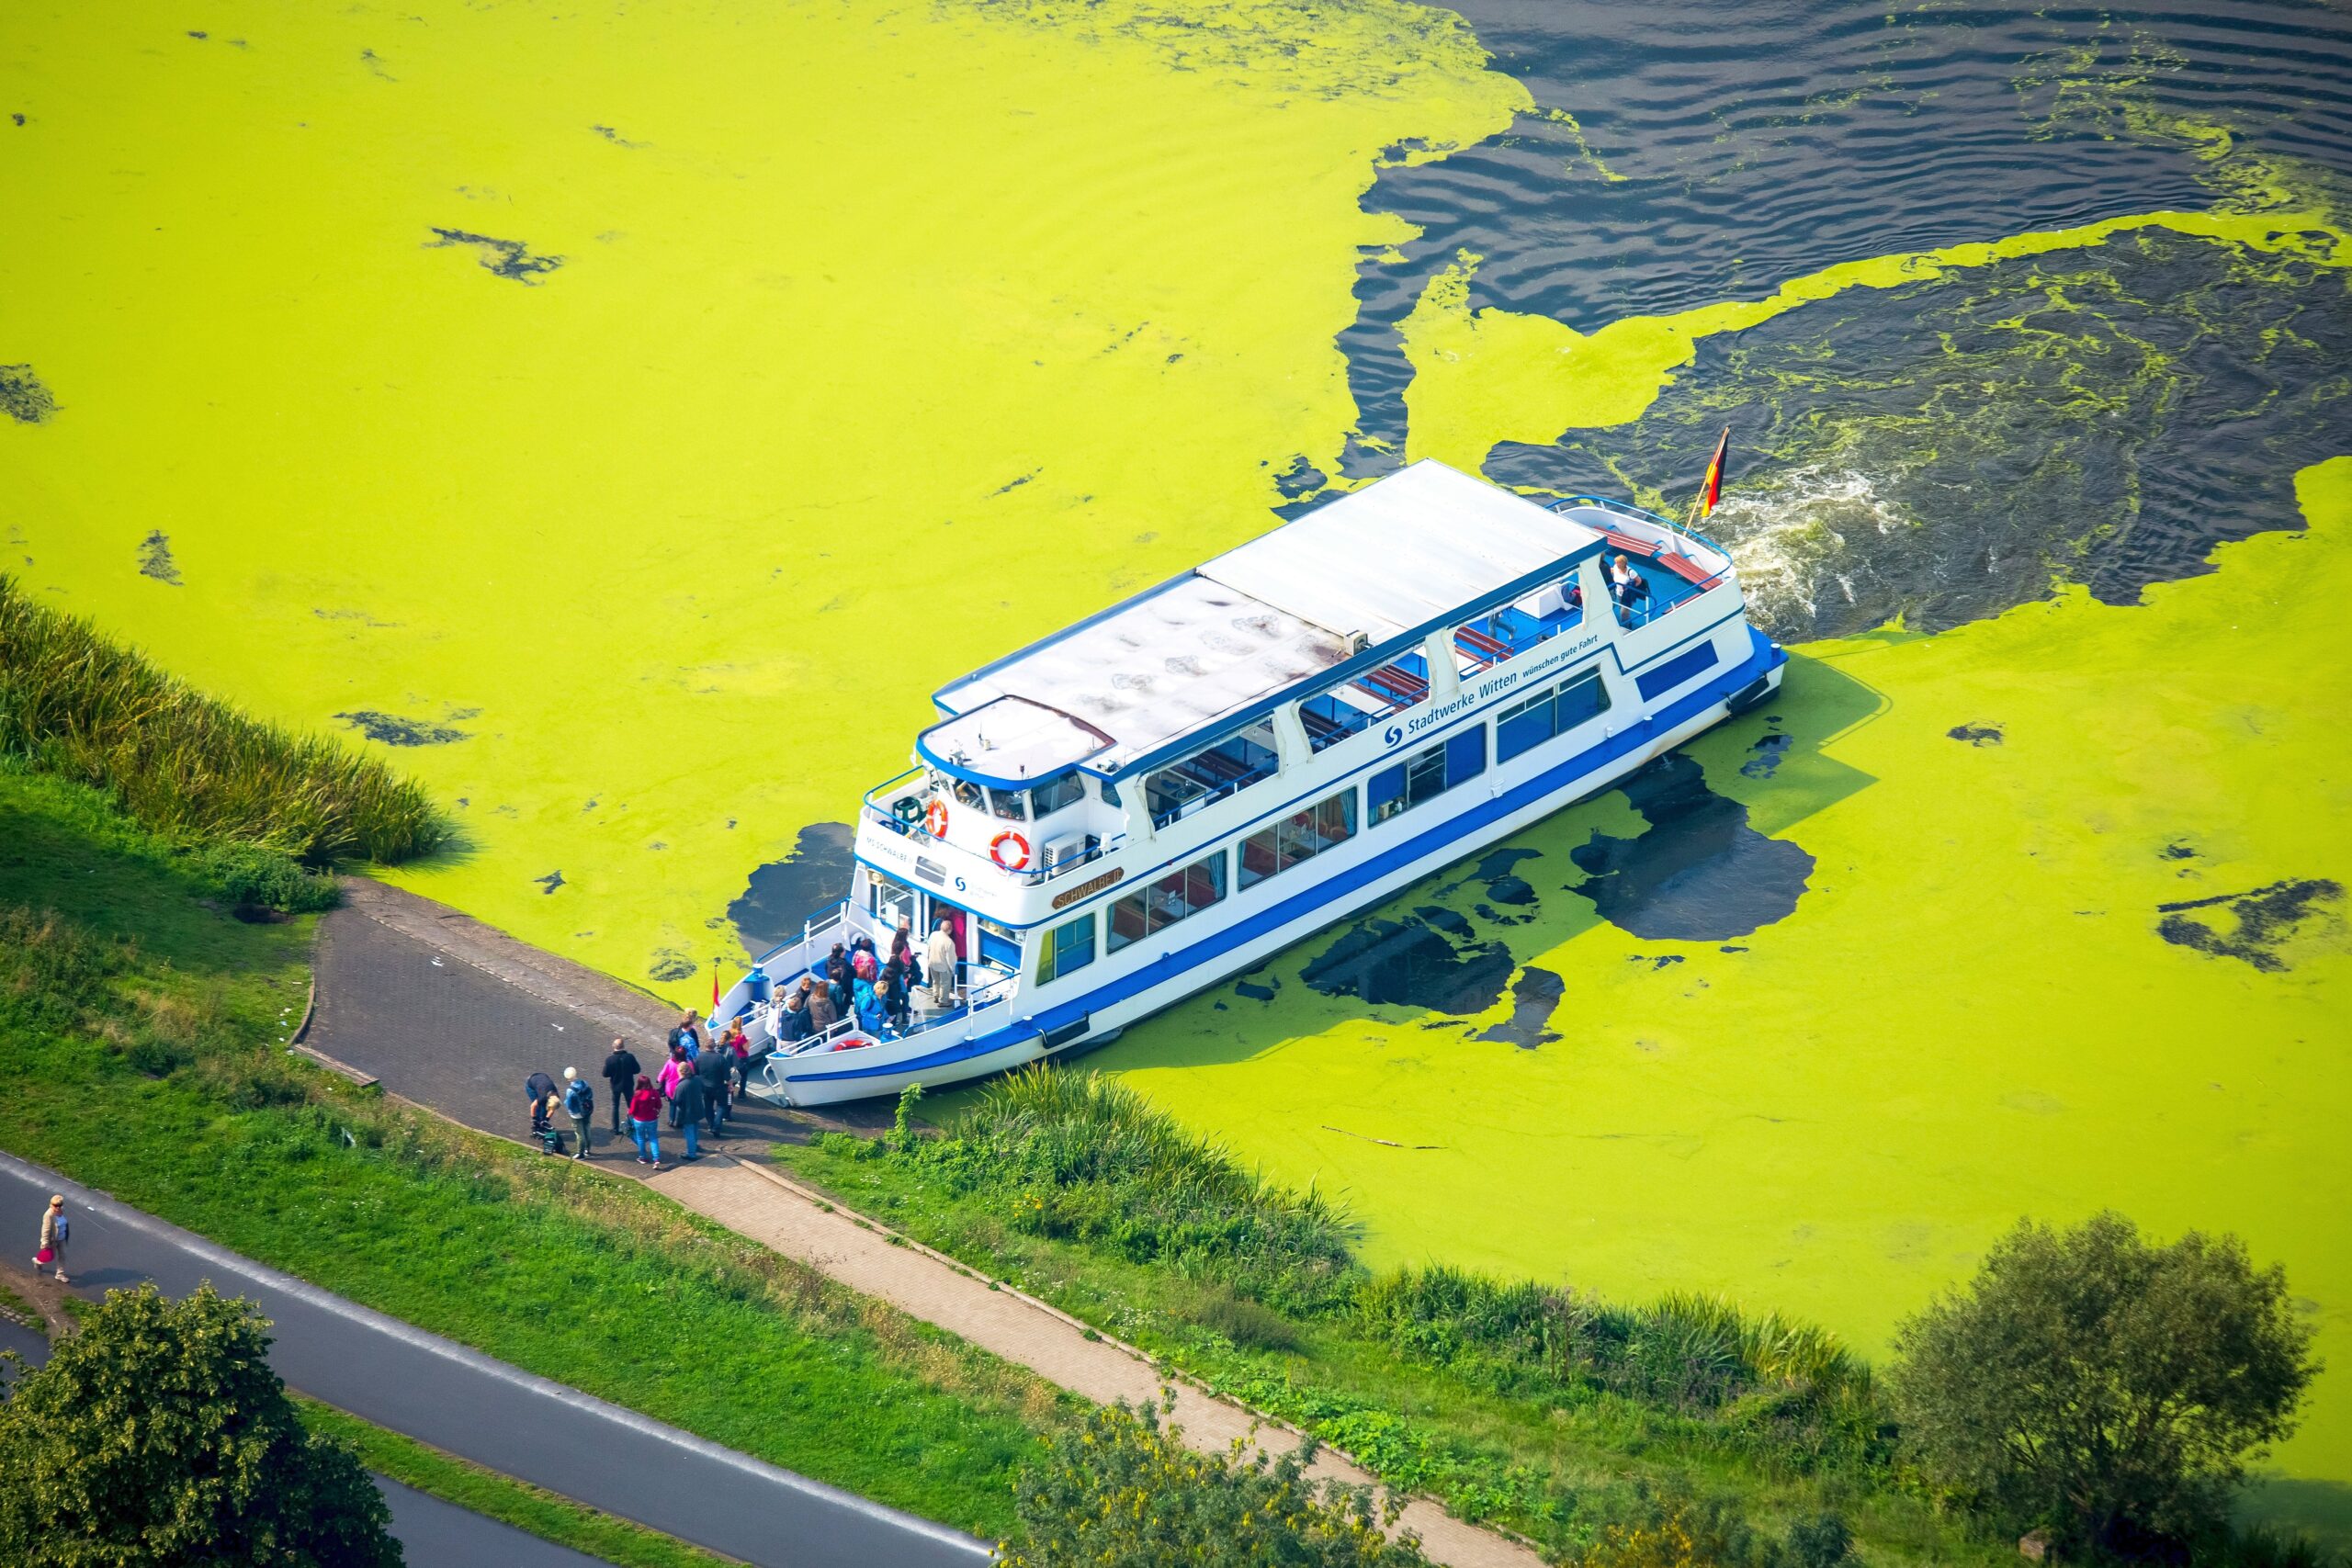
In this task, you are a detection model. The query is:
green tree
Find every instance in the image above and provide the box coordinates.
[1887,1213,2315,1552]
[1001,1394,1427,1567]
[0,1280,401,1566]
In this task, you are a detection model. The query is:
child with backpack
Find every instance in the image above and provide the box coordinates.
[560,1067,594,1160]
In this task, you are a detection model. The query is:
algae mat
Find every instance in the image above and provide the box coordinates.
[1109,459,2352,1506]
[5,0,2349,1512]
[0,0,1526,987]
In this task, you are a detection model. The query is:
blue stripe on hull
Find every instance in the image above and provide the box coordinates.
[785,628,1782,1087]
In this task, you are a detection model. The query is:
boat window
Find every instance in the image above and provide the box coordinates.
[1105,849,1227,954]
[865,871,922,932]
[1028,773,1085,818]
[1496,669,1611,763]
[1238,787,1356,891]
[1142,719,1279,828]
[977,917,1023,973]
[1036,913,1096,984]
[950,777,985,810]
[1368,726,1486,824]
[989,786,1029,821]
[1297,689,1377,753]
[1099,778,1121,808]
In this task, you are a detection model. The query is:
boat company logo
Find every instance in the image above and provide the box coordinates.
[1050,866,1125,909]
[1393,630,1607,743]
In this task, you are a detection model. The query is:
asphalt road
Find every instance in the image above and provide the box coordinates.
[0,1149,990,1568]
[377,1478,612,1568]
[1,1292,607,1564]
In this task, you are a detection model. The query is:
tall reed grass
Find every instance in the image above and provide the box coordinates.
[935,1066,1362,1314]
[0,576,445,863]
[919,1067,1885,1464]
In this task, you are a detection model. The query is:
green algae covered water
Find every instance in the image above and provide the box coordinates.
[4,0,2348,1521]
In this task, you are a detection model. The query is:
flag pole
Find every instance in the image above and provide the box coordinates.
[1687,425,1731,531]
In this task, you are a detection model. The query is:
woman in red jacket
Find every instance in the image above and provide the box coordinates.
[628,1075,665,1168]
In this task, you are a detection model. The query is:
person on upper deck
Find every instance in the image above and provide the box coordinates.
[924,919,959,1010]
[1609,553,1651,618]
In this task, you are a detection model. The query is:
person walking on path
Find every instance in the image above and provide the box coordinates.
[601,1038,641,1134]
[628,1076,665,1168]
[671,1070,707,1161]
[561,1067,594,1160]
[658,1043,688,1108]
[924,919,960,1010]
[33,1194,67,1285]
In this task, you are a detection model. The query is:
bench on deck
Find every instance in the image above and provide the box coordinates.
[1657,551,1717,587]
[1357,663,1429,707]
[1453,622,1511,666]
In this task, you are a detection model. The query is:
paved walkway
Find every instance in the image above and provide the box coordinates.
[0,1150,985,1568]
[311,882,1547,1568]
[1,1259,612,1567]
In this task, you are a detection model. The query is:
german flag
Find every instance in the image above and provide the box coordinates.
[1694,426,1730,522]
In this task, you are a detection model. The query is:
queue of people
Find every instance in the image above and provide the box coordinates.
[524,1010,755,1172]
[765,917,965,1048]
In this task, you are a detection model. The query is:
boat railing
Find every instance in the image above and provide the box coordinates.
[748,897,853,971]
[1549,493,1735,564]
[1547,495,1735,615]
[752,962,1020,1095]
[859,772,1125,886]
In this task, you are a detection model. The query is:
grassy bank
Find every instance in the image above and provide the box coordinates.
[0,575,443,863]
[0,764,1063,1540]
[780,1071,1982,1567]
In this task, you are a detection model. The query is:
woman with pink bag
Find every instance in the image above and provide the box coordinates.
[33,1194,67,1286]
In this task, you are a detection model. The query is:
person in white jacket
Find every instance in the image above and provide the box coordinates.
[35,1194,67,1286]
[924,919,960,1010]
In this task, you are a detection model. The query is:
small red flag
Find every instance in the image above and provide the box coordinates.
[711,960,722,1011]
[1698,426,1730,518]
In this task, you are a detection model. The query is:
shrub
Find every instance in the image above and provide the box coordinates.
[0,575,445,863]
[1186,1287,1306,1355]
[1783,1511,1853,1568]
[1000,1395,1427,1568]
[1887,1212,2316,1553]
[0,1281,399,1566]
[191,840,342,912]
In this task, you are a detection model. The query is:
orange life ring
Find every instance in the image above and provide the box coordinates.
[924,798,950,838]
[989,829,1032,872]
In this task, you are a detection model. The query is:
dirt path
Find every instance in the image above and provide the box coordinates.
[314,882,1548,1568]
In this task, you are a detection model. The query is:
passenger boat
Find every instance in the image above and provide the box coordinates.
[724,458,1784,1107]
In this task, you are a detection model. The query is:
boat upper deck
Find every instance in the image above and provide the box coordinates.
[926,461,1611,784]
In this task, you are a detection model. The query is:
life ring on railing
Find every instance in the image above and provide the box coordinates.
[989,829,1032,872]
[924,798,950,838]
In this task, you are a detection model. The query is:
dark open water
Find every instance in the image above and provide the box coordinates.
[1340,1,2352,638]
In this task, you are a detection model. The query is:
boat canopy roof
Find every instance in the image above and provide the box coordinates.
[925,460,1604,784]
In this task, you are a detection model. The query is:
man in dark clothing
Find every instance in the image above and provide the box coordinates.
[694,1045,730,1136]
[525,1069,560,1150]
[525,1070,558,1127]
[670,1071,707,1160]
[600,1039,641,1134]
